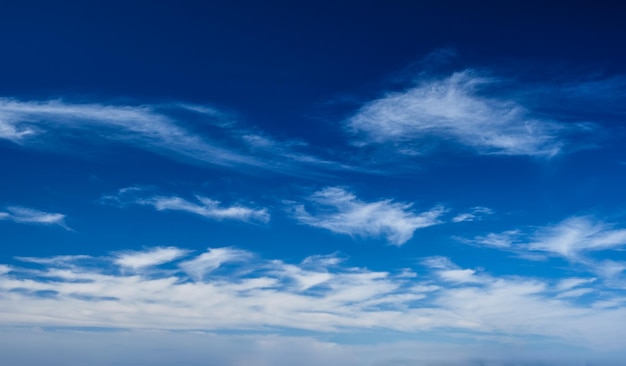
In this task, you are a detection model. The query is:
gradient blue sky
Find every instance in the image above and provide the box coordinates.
[2,1,626,365]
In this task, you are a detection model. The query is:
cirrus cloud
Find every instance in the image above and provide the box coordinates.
[347,70,592,157]
[289,187,445,245]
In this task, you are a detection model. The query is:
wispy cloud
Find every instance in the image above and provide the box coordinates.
[290,187,445,245]
[451,206,494,223]
[0,98,346,174]
[528,216,626,259]
[422,256,486,284]
[2,247,626,352]
[0,206,70,229]
[179,247,252,281]
[457,229,521,249]
[461,216,626,280]
[102,187,270,223]
[143,196,270,223]
[114,247,190,270]
[347,70,591,157]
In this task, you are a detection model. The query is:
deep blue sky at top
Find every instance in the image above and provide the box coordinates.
[1,0,626,269]
[2,1,624,105]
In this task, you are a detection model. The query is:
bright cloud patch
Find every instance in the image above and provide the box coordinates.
[291,187,444,245]
[115,247,190,270]
[143,195,270,223]
[0,206,69,229]
[1,247,626,351]
[347,70,587,157]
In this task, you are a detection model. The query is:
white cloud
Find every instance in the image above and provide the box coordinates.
[0,98,344,174]
[460,216,626,281]
[114,247,190,270]
[347,70,585,157]
[0,265,10,276]
[451,206,494,223]
[556,288,594,298]
[422,256,486,284]
[459,230,521,248]
[103,187,270,223]
[179,247,252,281]
[15,255,92,266]
[0,99,257,166]
[2,248,626,353]
[528,216,626,259]
[291,187,445,245]
[146,196,270,223]
[556,277,596,292]
[0,206,69,229]
[589,260,626,280]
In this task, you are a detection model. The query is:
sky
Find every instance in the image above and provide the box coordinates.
[1,1,626,365]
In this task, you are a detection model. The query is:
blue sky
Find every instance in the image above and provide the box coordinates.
[2,1,626,365]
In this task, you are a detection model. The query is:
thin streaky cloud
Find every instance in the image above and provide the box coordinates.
[528,216,626,259]
[0,98,259,167]
[347,70,591,157]
[290,187,445,245]
[178,247,253,281]
[452,206,494,223]
[555,277,596,292]
[145,196,270,223]
[102,187,270,224]
[14,255,92,266]
[0,98,349,174]
[460,216,626,280]
[461,215,625,257]
[114,247,190,270]
[0,206,70,230]
[457,230,521,248]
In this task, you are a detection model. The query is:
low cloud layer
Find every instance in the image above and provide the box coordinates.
[2,246,626,352]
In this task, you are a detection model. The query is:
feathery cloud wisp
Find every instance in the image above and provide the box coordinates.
[291,187,445,245]
[179,247,252,281]
[451,206,494,223]
[461,216,626,280]
[115,247,190,270]
[102,187,270,224]
[0,206,70,229]
[0,98,347,174]
[528,216,626,259]
[347,70,588,157]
